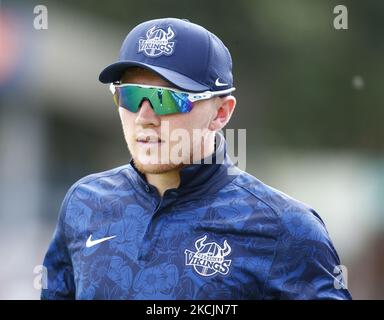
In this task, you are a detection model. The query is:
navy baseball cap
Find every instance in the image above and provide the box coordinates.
[99,18,234,93]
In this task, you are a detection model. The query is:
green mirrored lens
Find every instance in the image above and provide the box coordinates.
[114,86,193,115]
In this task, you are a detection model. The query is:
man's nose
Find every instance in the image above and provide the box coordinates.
[135,99,160,126]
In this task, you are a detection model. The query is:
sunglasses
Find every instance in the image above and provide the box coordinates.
[109,83,235,115]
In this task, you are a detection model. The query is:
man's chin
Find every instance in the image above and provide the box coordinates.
[133,158,186,174]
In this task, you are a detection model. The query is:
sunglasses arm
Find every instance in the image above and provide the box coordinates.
[188,87,236,102]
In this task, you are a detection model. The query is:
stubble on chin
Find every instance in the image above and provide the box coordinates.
[132,157,186,174]
[128,138,205,175]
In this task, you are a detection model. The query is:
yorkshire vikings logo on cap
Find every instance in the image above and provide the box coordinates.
[184,235,232,277]
[138,25,176,58]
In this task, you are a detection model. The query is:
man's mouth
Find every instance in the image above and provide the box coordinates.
[136,136,164,144]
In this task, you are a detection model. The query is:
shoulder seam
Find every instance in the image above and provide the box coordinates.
[231,178,281,218]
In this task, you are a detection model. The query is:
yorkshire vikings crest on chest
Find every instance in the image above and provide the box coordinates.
[184,235,232,277]
[138,25,176,57]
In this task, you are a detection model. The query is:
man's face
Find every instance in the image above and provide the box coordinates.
[118,68,219,174]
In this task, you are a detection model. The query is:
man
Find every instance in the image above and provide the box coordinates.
[41,18,351,299]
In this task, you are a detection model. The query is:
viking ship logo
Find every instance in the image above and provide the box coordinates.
[138,25,176,57]
[184,235,232,277]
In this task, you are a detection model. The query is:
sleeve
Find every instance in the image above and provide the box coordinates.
[263,208,352,300]
[41,189,76,300]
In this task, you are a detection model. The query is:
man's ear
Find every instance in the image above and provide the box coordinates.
[209,96,236,131]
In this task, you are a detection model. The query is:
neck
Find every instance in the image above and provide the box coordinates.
[145,135,216,196]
